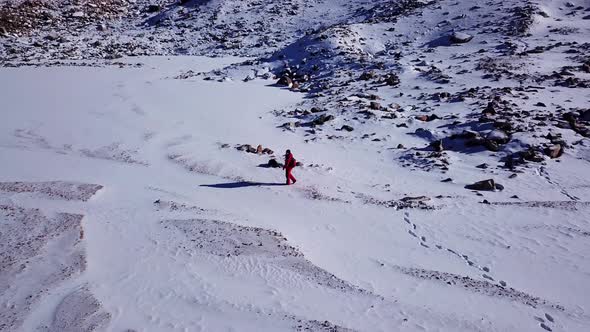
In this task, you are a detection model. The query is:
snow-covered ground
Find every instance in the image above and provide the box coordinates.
[1,0,590,331]
[1,55,589,332]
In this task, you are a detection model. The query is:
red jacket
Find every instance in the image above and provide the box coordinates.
[284,154,296,169]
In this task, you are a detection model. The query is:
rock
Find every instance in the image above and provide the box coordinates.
[277,75,293,87]
[450,32,474,44]
[484,139,500,152]
[428,114,440,121]
[359,71,376,80]
[486,129,510,144]
[430,139,444,152]
[534,102,546,107]
[544,144,563,158]
[236,144,250,151]
[545,314,554,323]
[71,11,85,18]
[465,179,502,191]
[256,145,263,154]
[310,107,324,113]
[400,196,430,203]
[369,101,381,110]
[340,125,354,132]
[476,163,489,169]
[540,323,552,331]
[416,114,439,122]
[147,5,161,13]
[97,24,107,31]
[262,148,273,154]
[441,178,453,182]
[267,159,281,168]
[312,114,334,126]
[522,148,545,162]
[384,73,400,86]
[397,144,405,149]
[279,122,298,130]
[0,26,8,36]
[580,109,590,122]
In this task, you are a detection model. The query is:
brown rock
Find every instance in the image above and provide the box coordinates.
[370,101,381,110]
[544,144,563,158]
[359,71,376,80]
[267,159,281,168]
[277,75,293,87]
[384,74,400,86]
[431,139,444,152]
[465,179,503,191]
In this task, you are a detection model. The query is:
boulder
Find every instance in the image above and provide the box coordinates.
[580,109,590,122]
[236,144,251,151]
[147,5,161,13]
[465,179,502,191]
[544,144,563,158]
[312,114,334,126]
[486,129,510,144]
[359,71,376,80]
[277,75,293,87]
[340,125,354,132]
[522,148,545,162]
[450,32,474,44]
[416,114,439,122]
[484,139,500,152]
[384,74,400,86]
[268,159,281,168]
[369,101,381,110]
[256,145,263,154]
[430,139,444,152]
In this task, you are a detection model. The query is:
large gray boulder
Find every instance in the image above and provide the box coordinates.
[450,32,474,44]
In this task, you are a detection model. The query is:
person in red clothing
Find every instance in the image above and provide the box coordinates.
[283,149,297,185]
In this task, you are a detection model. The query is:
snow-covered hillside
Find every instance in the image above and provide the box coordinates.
[1,0,590,331]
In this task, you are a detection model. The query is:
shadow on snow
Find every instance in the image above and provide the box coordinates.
[200,181,285,189]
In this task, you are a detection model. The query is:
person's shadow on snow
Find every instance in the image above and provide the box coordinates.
[200,181,285,189]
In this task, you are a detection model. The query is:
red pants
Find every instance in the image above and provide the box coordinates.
[285,167,296,185]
